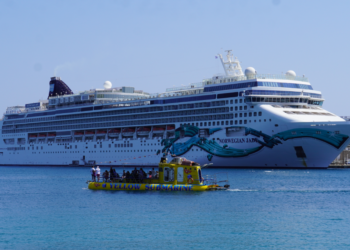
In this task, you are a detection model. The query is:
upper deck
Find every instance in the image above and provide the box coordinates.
[3,51,322,121]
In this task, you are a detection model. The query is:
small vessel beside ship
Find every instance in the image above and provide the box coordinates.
[87,157,230,191]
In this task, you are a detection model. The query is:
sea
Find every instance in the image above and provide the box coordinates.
[1,166,350,249]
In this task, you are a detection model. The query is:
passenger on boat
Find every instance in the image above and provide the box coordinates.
[151,168,156,178]
[132,168,138,183]
[109,167,114,181]
[90,167,96,181]
[139,168,145,182]
[125,171,131,182]
[122,170,126,179]
[113,169,119,179]
[96,166,101,182]
[103,170,109,182]
[148,170,152,178]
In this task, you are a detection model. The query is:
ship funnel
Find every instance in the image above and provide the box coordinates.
[48,76,73,99]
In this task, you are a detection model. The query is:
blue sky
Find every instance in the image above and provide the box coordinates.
[0,0,349,115]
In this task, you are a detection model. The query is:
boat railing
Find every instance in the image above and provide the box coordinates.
[204,74,308,86]
[166,81,205,92]
[202,172,229,186]
[5,73,310,117]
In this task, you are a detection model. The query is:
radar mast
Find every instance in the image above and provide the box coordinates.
[218,50,244,77]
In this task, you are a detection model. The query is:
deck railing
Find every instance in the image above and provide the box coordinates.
[5,74,310,117]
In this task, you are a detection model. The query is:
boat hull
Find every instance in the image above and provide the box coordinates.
[88,182,216,191]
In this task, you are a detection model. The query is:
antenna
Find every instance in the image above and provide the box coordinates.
[217,50,244,77]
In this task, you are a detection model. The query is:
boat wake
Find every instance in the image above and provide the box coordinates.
[227,188,350,193]
[227,189,258,192]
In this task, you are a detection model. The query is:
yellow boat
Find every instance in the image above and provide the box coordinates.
[87,157,230,191]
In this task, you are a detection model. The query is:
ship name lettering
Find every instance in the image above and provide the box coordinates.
[219,138,257,143]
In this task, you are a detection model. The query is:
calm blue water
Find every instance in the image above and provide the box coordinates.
[1,167,350,249]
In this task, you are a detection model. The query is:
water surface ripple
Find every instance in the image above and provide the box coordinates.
[0,167,350,249]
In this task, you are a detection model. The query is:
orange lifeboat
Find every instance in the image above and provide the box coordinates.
[167,125,175,131]
[108,128,121,137]
[96,130,107,134]
[137,127,151,136]
[153,127,165,134]
[122,128,135,137]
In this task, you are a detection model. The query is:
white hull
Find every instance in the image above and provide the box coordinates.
[1,120,349,168]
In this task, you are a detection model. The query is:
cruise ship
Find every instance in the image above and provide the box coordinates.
[1,51,349,168]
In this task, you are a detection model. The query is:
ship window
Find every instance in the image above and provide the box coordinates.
[239,120,242,124]
[239,114,242,117]
[163,167,174,182]
[254,112,257,116]
[221,121,224,125]
[239,99,242,103]
[244,120,247,124]
[244,113,247,117]
[230,100,233,104]
[208,122,211,126]
[235,107,238,111]
[244,106,247,110]
[239,106,242,110]
[259,112,262,116]
[235,100,238,104]
[249,112,252,117]
[94,145,96,148]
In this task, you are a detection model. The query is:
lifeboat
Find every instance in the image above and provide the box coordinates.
[29,134,37,138]
[137,127,151,136]
[108,128,121,137]
[85,130,95,135]
[74,131,84,135]
[97,130,107,134]
[87,157,230,192]
[38,133,46,137]
[153,127,165,134]
[167,125,175,131]
[47,133,56,137]
[122,128,135,137]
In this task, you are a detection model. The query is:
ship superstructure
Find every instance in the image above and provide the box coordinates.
[1,51,349,168]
